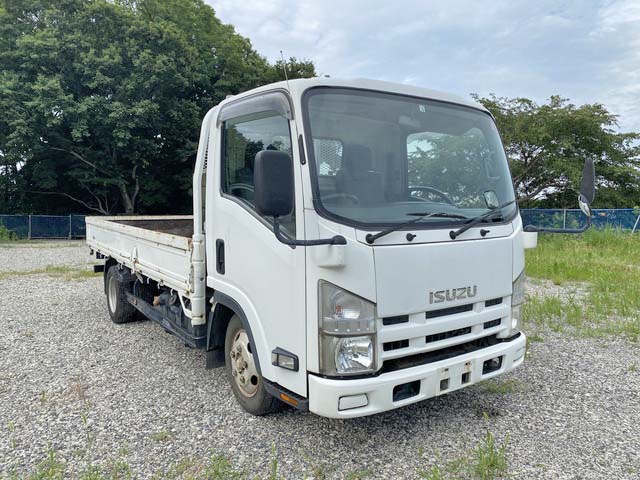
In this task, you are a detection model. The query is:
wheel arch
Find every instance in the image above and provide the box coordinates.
[207,291,263,375]
[103,257,118,293]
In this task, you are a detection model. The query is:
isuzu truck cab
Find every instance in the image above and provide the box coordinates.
[86,78,594,418]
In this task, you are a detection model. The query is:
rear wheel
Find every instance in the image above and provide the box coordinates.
[106,266,137,324]
[224,315,281,415]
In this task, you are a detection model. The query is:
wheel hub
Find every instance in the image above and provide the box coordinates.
[107,275,118,312]
[230,330,259,397]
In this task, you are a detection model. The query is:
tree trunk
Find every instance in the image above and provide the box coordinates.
[119,183,135,214]
[118,165,140,214]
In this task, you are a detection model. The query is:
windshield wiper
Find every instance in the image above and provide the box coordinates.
[365,212,468,244]
[449,200,516,240]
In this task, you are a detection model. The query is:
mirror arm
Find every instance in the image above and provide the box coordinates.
[273,217,347,248]
[523,214,592,234]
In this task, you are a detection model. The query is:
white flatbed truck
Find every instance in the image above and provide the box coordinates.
[86,78,594,418]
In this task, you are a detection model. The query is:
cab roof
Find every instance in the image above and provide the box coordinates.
[219,77,488,113]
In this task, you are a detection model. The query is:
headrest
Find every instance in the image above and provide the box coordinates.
[342,144,372,178]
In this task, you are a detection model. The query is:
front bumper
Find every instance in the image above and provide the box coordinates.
[308,333,526,418]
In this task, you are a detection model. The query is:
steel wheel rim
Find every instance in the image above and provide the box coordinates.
[107,275,118,313]
[230,329,259,397]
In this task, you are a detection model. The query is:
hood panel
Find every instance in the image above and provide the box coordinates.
[373,237,512,317]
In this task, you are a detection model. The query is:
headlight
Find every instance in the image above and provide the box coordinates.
[511,270,526,330]
[318,281,376,375]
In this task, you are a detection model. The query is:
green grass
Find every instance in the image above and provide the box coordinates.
[0,265,100,281]
[418,427,509,480]
[9,445,375,480]
[478,378,528,395]
[150,430,172,442]
[523,229,640,339]
[12,450,243,480]
[18,450,66,480]
[0,240,85,247]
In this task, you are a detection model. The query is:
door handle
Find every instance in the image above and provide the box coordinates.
[216,239,225,274]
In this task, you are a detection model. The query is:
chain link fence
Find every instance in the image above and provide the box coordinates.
[1,209,639,239]
[520,208,640,233]
[0,215,86,239]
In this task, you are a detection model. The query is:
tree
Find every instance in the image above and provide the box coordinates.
[474,94,640,208]
[0,0,316,214]
[408,133,491,208]
[266,57,317,82]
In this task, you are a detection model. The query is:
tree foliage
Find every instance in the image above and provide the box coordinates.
[408,132,495,208]
[0,0,315,214]
[2,1,638,214]
[474,94,640,208]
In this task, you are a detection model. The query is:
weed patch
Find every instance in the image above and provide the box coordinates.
[0,265,100,281]
[150,430,172,443]
[418,427,509,479]
[524,229,640,340]
[478,378,528,395]
[0,224,20,242]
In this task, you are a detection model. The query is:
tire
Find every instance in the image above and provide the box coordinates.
[224,315,281,415]
[105,266,137,324]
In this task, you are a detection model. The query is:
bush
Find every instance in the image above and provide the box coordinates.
[0,224,18,241]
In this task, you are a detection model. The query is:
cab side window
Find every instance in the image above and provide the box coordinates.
[221,111,295,235]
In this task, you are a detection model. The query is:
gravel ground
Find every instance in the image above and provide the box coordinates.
[0,241,90,273]
[1,241,639,479]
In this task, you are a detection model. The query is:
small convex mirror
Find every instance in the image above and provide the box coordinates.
[483,190,500,209]
[578,195,591,218]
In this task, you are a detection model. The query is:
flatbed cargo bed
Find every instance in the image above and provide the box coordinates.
[111,218,194,237]
[86,215,196,298]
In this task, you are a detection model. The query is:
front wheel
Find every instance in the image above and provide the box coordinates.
[224,315,281,415]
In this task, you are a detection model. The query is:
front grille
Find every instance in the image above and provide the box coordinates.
[425,303,473,319]
[381,297,512,374]
[382,334,507,374]
[425,326,471,344]
[383,339,409,351]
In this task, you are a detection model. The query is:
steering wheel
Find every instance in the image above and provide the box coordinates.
[321,193,360,205]
[409,186,455,206]
[229,183,255,196]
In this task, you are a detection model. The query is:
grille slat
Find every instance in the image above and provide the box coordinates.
[383,315,409,326]
[485,298,503,307]
[483,319,501,329]
[425,303,473,319]
[383,339,410,351]
[425,326,471,344]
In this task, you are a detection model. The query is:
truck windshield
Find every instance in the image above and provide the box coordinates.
[303,88,517,228]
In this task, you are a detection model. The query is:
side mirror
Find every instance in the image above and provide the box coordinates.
[254,150,294,218]
[523,157,596,234]
[253,149,346,248]
[578,157,595,218]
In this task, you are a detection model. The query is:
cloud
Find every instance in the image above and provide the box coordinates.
[588,0,640,132]
[209,0,640,132]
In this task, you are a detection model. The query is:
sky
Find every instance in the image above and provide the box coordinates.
[209,0,640,132]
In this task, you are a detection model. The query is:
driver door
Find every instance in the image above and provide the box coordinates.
[206,95,307,396]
